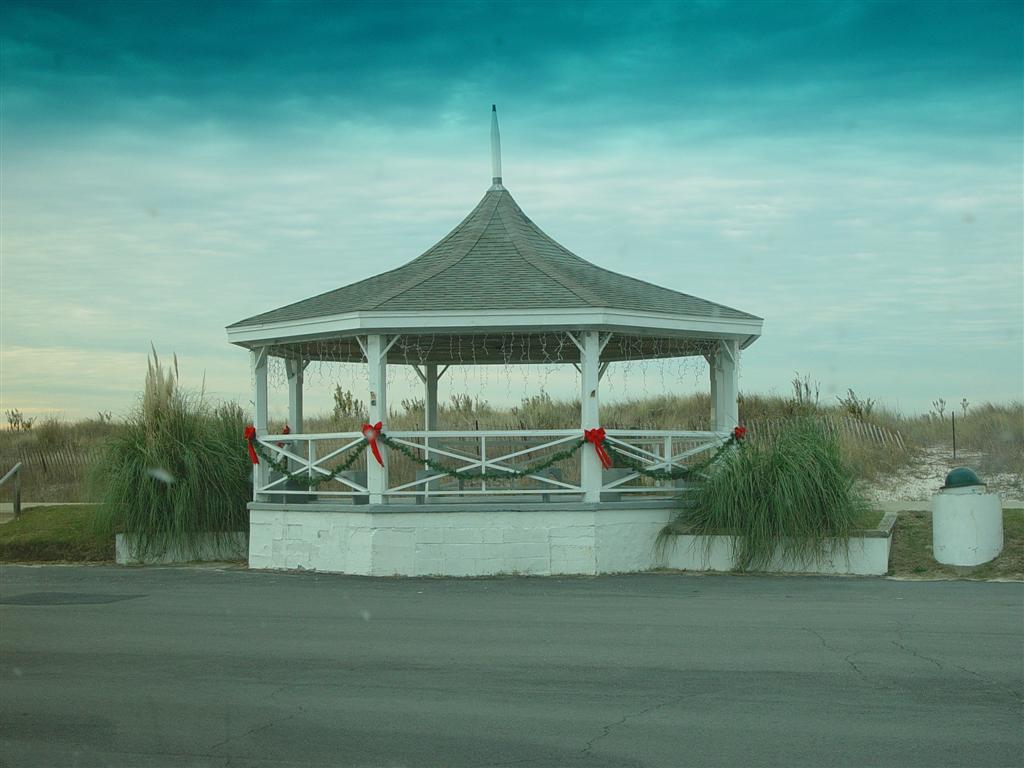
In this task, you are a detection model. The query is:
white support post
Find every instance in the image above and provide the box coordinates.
[251,347,268,498]
[286,358,305,434]
[366,335,388,504]
[580,330,602,502]
[424,363,438,467]
[711,339,740,433]
[707,353,717,429]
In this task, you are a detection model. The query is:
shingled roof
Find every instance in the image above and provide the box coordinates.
[228,186,760,330]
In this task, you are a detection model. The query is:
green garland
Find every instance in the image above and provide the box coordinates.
[252,430,741,489]
[379,434,586,481]
[253,439,369,488]
[603,435,739,482]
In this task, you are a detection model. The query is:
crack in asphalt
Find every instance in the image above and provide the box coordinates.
[892,621,944,670]
[482,757,556,768]
[205,685,304,760]
[580,691,708,760]
[805,627,872,683]
[954,664,1024,703]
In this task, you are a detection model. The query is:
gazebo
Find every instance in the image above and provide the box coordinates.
[227,107,763,575]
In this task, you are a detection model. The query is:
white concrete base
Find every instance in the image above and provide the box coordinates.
[248,502,894,577]
[660,533,892,576]
[116,532,248,565]
[932,487,1003,566]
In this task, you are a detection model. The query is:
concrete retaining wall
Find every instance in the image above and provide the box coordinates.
[116,532,248,565]
[248,503,894,576]
[661,532,892,576]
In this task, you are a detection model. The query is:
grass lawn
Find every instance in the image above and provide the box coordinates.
[0,504,113,563]
[853,509,886,530]
[889,508,1023,580]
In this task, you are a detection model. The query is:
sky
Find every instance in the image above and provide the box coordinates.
[2,0,1022,422]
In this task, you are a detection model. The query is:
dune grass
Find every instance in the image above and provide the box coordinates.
[662,417,869,571]
[4,381,1020,503]
[89,352,252,559]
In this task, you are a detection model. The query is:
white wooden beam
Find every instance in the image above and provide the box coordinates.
[286,358,304,433]
[252,348,268,432]
[424,363,439,485]
[365,334,388,504]
[711,339,740,432]
[564,331,583,354]
[251,347,269,499]
[580,330,602,502]
[225,307,764,348]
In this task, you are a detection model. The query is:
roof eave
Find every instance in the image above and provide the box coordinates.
[226,307,763,349]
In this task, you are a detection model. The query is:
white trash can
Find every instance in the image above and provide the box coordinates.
[932,468,1003,567]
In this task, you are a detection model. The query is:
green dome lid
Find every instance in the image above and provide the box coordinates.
[942,467,983,489]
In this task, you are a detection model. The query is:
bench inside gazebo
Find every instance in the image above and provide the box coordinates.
[226,107,762,576]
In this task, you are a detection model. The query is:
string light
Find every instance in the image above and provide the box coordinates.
[251,331,719,426]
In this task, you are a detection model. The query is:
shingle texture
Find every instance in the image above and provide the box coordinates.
[229,188,760,329]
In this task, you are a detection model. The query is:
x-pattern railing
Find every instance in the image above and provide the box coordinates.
[256,433,368,495]
[253,428,727,500]
[600,430,730,493]
[384,429,583,496]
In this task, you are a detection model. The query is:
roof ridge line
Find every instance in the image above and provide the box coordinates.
[496,203,607,307]
[361,192,504,310]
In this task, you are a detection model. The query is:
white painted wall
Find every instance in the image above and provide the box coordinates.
[660,534,891,576]
[248,505,892,577]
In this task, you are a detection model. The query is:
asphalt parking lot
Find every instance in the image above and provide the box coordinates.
[1,565,1021,767]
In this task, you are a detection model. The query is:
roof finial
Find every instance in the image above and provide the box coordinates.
[490,104,503,190]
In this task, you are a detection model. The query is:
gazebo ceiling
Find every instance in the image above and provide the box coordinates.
[227,112,762,360]
[262,332,718,365]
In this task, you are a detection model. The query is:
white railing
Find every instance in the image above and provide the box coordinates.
[253,429,728,502]
[600,430,729,494]
[255,432,368,497]
[385,429,583,498]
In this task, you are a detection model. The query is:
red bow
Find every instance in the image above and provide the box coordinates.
[244,425,259,465]
[277,423,290,448]
[732,426,747,441]
[584,427,613,470]
[362,421,384,467]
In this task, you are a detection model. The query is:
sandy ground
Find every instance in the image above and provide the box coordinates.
[861,445,1023,505]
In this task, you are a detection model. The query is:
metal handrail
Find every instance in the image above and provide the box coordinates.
[0,462,23,518]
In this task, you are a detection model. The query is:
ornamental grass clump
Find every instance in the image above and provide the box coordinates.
[665,417,869,572]
[90,350,251,558]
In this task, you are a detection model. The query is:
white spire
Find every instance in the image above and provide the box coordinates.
[490,104,503,190]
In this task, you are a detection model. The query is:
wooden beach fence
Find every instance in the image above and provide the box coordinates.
[745,416,904,449]
[12,445,101,477]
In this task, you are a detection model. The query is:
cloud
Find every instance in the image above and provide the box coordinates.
[1,1,1020,418]
[3,1,1020,143]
